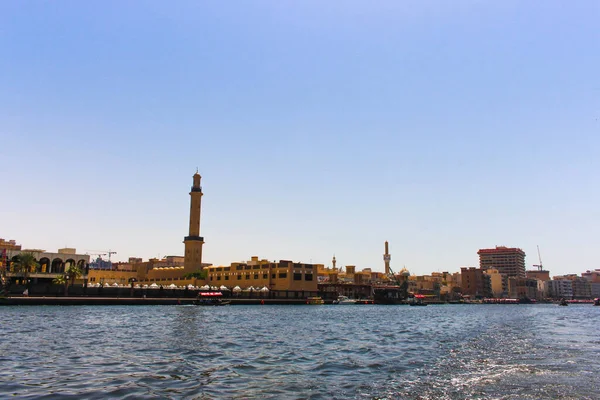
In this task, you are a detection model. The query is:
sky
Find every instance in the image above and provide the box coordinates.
[1,1,599,276]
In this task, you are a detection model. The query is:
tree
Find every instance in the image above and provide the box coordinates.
[183,270,207,280]
[66,264,83,288]
[52,274,68,296]
[11,252,39,288]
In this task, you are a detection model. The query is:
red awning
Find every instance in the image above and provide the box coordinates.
[414,294,426,299]
[200,292,223,296]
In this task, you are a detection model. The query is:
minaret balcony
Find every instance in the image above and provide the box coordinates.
[184,236,204,242]
[191,186,203,193]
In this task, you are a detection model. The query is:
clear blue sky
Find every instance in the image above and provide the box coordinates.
[2,1,599,276]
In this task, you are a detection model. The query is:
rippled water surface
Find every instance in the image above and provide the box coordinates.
[1,304,599,399]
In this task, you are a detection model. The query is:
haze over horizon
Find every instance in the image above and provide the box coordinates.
[2,1,599,276]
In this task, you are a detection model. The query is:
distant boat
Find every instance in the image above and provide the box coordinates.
[307,296,324,305]
[594,298,599,306]
[332,295,356,305]
[559,298,568,306]
[409,295,427,306]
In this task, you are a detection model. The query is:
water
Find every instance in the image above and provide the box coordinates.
[1,304,598,399]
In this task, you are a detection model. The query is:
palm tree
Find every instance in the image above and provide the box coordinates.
[12,252,39,289]
[66,264,83,288]
[53,274,69,296]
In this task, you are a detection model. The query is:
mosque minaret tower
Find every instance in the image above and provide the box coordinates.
[384,241,391,275]
[184,170,204,271]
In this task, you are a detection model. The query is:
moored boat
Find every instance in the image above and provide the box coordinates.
[594,298,599,306]
[332,295,356,305]
[307,296,324,305]
[194,291,230,306]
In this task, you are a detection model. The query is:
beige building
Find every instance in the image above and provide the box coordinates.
[484,268,506,297]
[205,256,320,296]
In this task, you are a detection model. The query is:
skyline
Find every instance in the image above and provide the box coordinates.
[2,1,599,276]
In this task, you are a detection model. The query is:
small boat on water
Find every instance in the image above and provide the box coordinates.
[332,295,356,305]
[194,291,230,306]
[559,298,568,306]
[594,298,599,306]
[409,294,427,306]
[194,298,231,306]
[307,296,324,305]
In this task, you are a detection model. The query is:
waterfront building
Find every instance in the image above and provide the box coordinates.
[204,256,319,297]
[478,246,526,278]
[572,277,592,299]
[546,279,573,299]
[508,277,539,300]
[591,282,600,299]
[4,247,89,287]
[460,267,491,298]
[552,274,592,299]
[484,268,506,298]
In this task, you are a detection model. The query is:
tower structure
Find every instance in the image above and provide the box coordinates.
[332,255,337,271]
[383,241,391,275]
[478,246,525,278]
[184,171,204,271]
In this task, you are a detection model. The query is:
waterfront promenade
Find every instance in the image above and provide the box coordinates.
[0,296,317,306]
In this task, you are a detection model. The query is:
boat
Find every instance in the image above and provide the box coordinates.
[332,295,356,305]
[194,298,231,306]
[373,286,405,305]
[594,298,599,306]
[559,298,568,306]
[307,296,324,305]
[409,294,428,306]
[194,291,230,306]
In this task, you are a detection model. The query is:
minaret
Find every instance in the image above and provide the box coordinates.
[383,241,391,275]
[184,171,204,271]
[332,255,337,271]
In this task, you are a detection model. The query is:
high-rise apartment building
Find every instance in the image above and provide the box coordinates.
[478,246,526,278]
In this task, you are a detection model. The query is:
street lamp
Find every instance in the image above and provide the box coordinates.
[129,278,137,297]
[65,274,70,296]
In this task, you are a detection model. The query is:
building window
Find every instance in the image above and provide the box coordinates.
[263,274,268,279]
[237,276,242,280]
[246,274,250,280]
[225,276,229,281]
[305,274,313,281]
[217,276,221,281]
[236,266,243,271]
[271,274,276,279]
[278,273,287,279]
[293,273,302,281]
[254,274,259,279]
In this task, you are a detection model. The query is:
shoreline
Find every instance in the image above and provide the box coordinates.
[1,296,587,306]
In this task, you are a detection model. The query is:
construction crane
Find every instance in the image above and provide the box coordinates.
[86,250,117,262]
[107,250,117,262]
[533,245,543,271]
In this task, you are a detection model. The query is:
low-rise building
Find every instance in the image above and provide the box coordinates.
[205,256,319,297]
[546,279,573,299]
